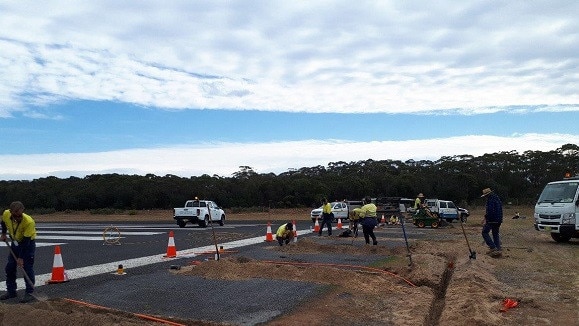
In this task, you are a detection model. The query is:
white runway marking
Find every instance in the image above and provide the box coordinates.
[35,236,124,241]
[2,234,269,290]
[39,230,162,236]
[35,242,66,248]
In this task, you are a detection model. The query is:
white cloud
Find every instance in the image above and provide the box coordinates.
[0,133,575,180]
[0,1,577,116]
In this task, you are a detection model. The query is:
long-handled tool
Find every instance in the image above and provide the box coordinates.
[400,214,413,266]
[206,208,220,261]
[458,216,476,259]
[3,239,48,301]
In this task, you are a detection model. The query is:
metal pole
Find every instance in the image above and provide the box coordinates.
[400,214,413,266]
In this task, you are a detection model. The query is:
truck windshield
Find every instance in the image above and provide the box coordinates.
[537,182,579,204]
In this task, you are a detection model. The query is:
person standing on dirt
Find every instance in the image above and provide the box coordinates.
[276,222,294,246]
[359,196,378,245]
[481,188,503,257]
[0,201,37,303]
[319,198,333,236]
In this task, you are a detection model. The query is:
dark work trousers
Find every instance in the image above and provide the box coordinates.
[276,234,293,246]
[5,241,36,295]
[319,215,333,236]
[350,219,359,237]
[482,222,501,250]
[362,225,377,245]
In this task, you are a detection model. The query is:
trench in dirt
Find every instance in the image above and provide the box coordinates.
[421,260,455,326]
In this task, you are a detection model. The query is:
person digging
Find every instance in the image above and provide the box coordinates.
[0,201,38,303]
[276,222,294,246]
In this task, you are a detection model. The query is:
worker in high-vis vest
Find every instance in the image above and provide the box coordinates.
[359,196,378,245]
[275,222,294,246]
[319,198,333,236]
[0,201,37,303]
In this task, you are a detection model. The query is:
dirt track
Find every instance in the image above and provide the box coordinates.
[1,206,577,325]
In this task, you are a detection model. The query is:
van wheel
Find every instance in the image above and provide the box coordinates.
[445,218,453,223]
[219,215,225,226]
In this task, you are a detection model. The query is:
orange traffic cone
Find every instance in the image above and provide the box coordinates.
[46,245,69,284]
[164,231,177,258]
[265,222,274,242]
[380,214,386,224]
[293,220,298,242]
[337,218,343,229]
[313,217,320,233]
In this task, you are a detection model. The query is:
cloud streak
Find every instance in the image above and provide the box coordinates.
[1,133,575,180]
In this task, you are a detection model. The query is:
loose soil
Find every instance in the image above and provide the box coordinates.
[1,207,577,325]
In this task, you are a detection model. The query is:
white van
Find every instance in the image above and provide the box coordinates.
[534,174,579,242]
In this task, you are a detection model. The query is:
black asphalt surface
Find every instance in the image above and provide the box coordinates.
[0,220,460,325]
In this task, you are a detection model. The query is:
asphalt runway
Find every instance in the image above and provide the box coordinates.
[0,221,450,324]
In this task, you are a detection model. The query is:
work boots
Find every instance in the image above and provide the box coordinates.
[20,293,35,303]
[0,292,16,300]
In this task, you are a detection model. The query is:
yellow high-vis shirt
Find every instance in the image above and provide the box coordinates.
[2,210,37,242]
[322,202,332,214]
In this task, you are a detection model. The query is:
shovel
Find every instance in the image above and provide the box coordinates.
[458,216,476,260]
[3,239,48,302]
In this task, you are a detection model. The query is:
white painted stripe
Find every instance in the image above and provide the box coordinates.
[35,242,66,247]
[39,231,162,236]
[36,236,123,241]
[37,224,258,230]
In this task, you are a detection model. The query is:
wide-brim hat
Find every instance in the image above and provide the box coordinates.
[481,188,492,197]
[417,193,425,198]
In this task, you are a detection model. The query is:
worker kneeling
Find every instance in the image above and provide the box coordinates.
[276,222,294,246]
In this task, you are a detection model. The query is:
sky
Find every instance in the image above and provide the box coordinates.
[1,1,578,181]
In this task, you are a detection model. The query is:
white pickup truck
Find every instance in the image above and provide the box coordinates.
[173,199,226,228]
[310,200,363,223]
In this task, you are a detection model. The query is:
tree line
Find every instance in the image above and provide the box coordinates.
[1,144,577,213]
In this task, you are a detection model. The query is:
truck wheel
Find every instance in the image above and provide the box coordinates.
[198,215,209,228]
[445,218,453,223]
[219,215,225,226]
[431,221,439,228]
[550,233,571,243]
[417,221,425,228]
[177,220,186,228]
